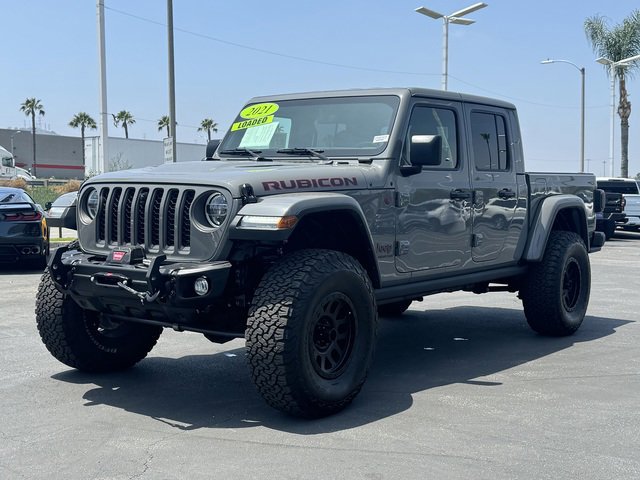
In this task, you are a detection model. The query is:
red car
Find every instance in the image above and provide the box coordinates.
[0,187,49,268]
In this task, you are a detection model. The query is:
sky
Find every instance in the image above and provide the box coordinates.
[2,0,640,176]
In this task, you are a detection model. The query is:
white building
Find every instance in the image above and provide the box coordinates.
[84,136,206,176]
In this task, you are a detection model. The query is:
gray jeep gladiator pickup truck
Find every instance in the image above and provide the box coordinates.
[36,88,605,418]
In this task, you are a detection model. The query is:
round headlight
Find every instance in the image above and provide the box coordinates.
[86,189,99,219]
[205,192,228,227]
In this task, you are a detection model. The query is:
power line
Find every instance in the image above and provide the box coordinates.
[104,5,609,111]
[105,6,438,77]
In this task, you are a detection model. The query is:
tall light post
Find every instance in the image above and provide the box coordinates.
[541,59,585,173]
[596,53,640,177]
[97,0,109,174]
[415,2,487,91]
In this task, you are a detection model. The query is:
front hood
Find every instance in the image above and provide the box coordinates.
[86,160,382,197]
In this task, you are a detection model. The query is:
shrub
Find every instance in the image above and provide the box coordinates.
[0,178,28,189]
[54,179,82,194]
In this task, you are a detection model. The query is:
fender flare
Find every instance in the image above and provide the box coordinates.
[523,195,589,262]
[228,192,380,282]
[229,192,370,236]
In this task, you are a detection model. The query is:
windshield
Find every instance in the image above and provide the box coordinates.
[219,95,400,158]
[52,192,78,208]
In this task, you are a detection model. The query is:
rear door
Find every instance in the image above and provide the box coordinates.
[466,105,520,264]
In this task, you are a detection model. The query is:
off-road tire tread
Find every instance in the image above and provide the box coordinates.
[246,249,377,418]
[35,270,161,372]
[521,231,590,336]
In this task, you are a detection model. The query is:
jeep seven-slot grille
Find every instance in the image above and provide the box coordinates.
[96,187,195,252]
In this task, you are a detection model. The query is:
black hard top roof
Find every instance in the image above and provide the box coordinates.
[247,87,516,110]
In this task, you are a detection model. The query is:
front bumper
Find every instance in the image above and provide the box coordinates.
[50,244,232,320]
[606,212,627,223]
[623,214,640,227]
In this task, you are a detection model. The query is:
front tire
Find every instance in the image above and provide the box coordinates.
[35,270,162,372]
[520,231,590,336]
[246,249,377,418]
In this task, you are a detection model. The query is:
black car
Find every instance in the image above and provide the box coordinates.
[0,187,49,268]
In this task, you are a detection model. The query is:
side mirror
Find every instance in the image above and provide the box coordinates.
[45,201,52,211]
[61,205,77,230]
[410,135,442,166]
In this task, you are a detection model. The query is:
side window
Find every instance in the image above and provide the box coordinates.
[404,106,458,169]
[470,112,509,171]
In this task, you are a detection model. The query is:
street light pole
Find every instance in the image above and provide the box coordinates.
[596,54,640,177]
[415,3,487,91]
[442,18,448,90]
[541,59,586,172]
[97,0,109,175]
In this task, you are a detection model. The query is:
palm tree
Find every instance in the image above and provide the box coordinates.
[585,11,640,178]
[19,97,45,177]
[157,115,172,137]
[198,118,218,142]
[69,112,97,167]
[112,110,136,138]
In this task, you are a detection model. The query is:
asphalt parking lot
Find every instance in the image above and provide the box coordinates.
[1,232,639,480]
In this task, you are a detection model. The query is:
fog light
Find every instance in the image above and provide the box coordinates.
[194,276,209,296]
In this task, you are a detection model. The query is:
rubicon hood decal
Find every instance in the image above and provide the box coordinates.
[262,177,358,191]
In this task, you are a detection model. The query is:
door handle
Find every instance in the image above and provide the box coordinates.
[450,189,472,200]
[498,188,516,199]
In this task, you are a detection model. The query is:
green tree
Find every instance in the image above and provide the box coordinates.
[198,118,218,142]
[69,112,97,167]
[112,110,136,138]
[157,115,171,137]
[19,97,45,177]
[585,11,640,178]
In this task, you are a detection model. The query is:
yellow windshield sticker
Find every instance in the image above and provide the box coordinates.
[240,102,279,119]
[231,115,274,132]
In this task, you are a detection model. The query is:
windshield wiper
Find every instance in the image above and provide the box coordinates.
[218,148,270,161]
[276,148,329,161]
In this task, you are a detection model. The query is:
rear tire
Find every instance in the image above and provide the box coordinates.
[520,231,590,336]
[35,270,162,372]
[246,249,377,418]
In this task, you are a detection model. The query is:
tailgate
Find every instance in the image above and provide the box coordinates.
[624,195,640,214]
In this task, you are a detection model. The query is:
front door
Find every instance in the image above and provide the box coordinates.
[395,101,472,275]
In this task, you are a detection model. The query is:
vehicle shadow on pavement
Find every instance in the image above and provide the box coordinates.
[0,264,45,274]
[610,231,640,241]
[51,306,631,433]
